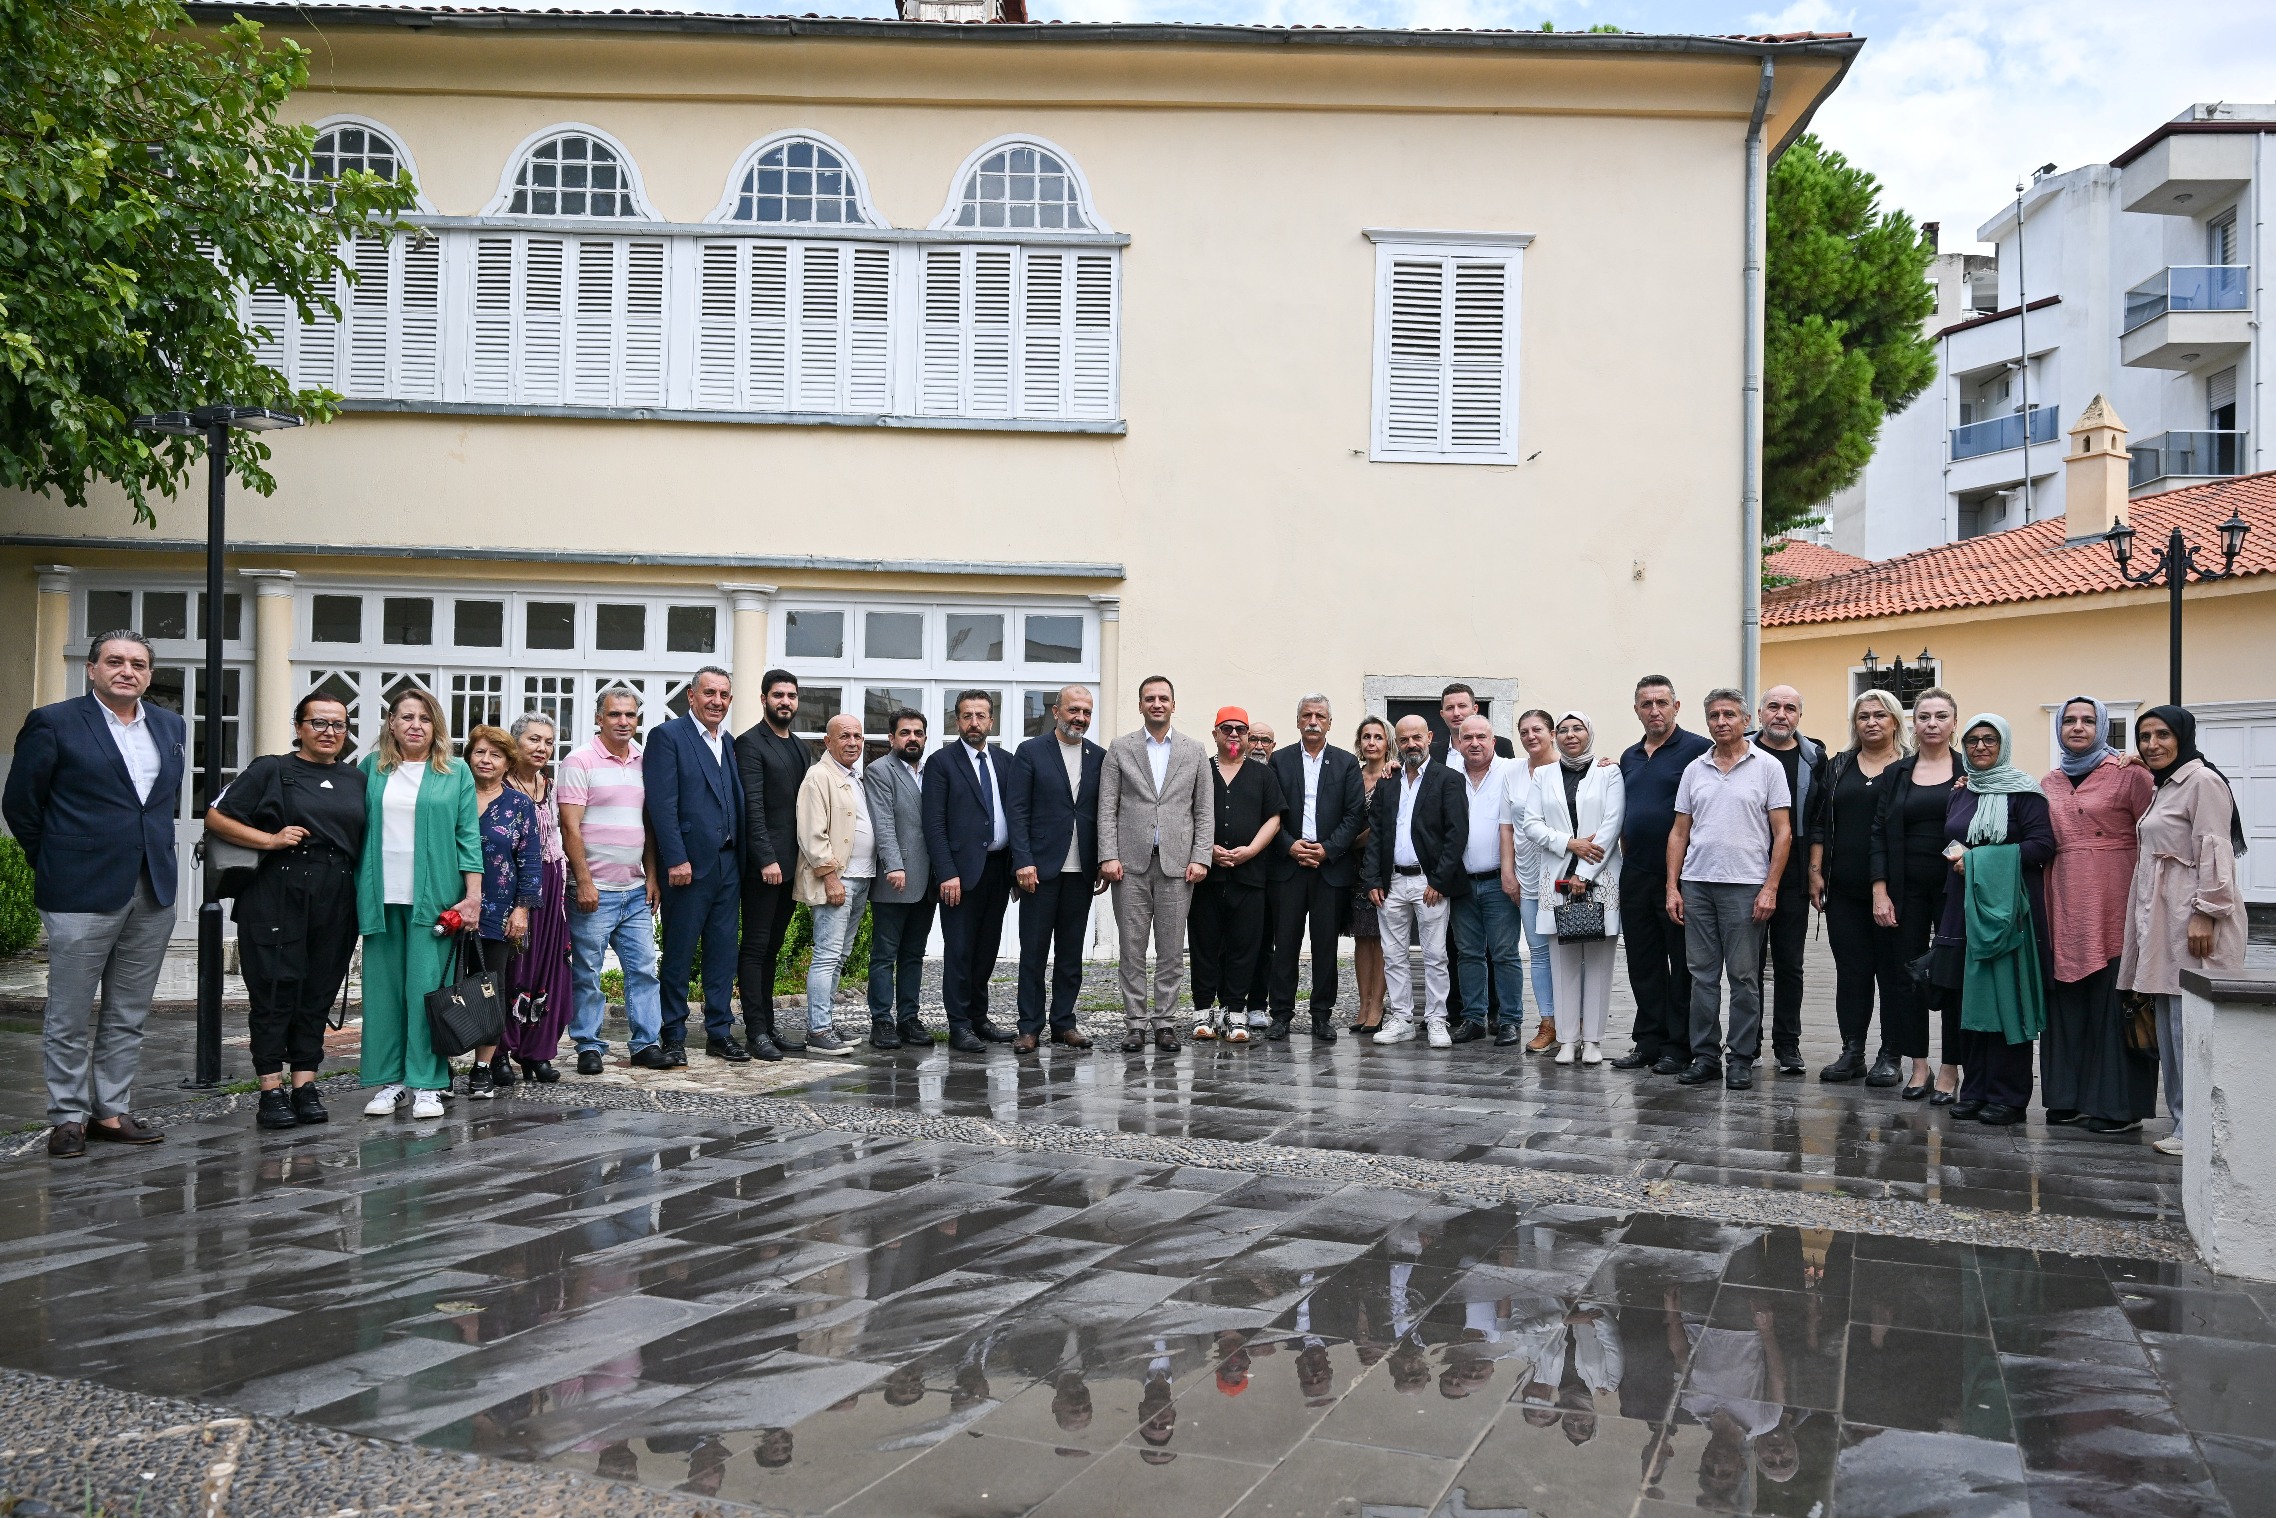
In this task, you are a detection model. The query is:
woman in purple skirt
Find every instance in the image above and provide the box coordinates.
[502,711,574,1082]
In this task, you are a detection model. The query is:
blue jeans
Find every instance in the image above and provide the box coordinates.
[1520,895,1555,1026]
[806,878,872,1035]
[1451,886,1526,1028]
[569,886,661,1054]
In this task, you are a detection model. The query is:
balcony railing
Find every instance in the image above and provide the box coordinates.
[2129,429,2250,488]
[1950,406,2059,462]
[2123,264,2250,333]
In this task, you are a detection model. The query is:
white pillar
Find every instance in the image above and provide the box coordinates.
[2181,969,2276,1281]
[32,565,73,709]
[1090,593,1121,741]
[239,569,298,757]
[719,583,776,733]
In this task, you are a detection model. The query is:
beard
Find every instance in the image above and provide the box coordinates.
[1400,747,1426,772]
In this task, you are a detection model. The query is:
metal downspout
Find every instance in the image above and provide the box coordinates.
[1742,54,1774,705]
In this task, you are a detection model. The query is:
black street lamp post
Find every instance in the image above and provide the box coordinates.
[129,406,303,1088]
[2104,512,2252,705]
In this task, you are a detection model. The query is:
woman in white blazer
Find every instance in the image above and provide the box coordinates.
[1520,711,1626,1064]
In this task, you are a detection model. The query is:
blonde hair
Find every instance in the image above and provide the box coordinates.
[377,687,454,775]
[464,723,524,782]
[1850,688,1910,754]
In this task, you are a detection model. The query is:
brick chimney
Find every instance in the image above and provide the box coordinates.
[2064,395,2131,543]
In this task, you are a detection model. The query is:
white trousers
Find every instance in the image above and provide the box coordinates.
[1549,936,1617,1045]
[1379,874,1449,1023]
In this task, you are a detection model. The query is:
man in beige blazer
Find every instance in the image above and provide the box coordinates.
[1097,675,1214,1053]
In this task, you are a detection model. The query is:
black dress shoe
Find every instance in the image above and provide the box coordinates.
[1900,1082,1931,1101]
[868,1022,902,1050]
[1122,1030,1148,1053]
[747,1031,784,1063]
[1950,1098,1985,1120]
[897,1020,931,1048]
[948,1030,988,1054]
[1651,1055,1689,1076]
[1928,1088,1957,1107]
[1726,1062,1755,1091]
[1610,1048,1653,1070]
[525,1060,561,1084]
[577,1049,605,1076]
[665,1044,689,1068]
[258,1088,298,1130]
[1674,1060,1723,1086]
[630,1045,672,1070]
[1310,1015,1337,1045]
[1155,1030,1181,1053]
[1265,1019,1292,1042]
[1864,1053,1904,1088]
[1775,1051,1806,1076]
[1449,1021,1487,1046]
[973,1023,1017,1044]
[1977,1103,2022,1126]
[47,1122,84,1159]
[2043,1108,2083,1126]
[2084,1117,2141,1134]
[1819,1041,1867,1082]
[1494,1022,1525,1047]
[707,1037,752,1063]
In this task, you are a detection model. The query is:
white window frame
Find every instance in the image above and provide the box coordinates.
[301,115,433,212]
[481,123,659,220]
[707,130,881,227]
[1845,659,1946,709]
[927,134,1111,234]
[1365,230,1529,466]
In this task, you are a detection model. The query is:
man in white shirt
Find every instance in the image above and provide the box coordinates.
[1447,716,1525,1046]
[1097,676,1214,1052]
[1363,715,1470,1047]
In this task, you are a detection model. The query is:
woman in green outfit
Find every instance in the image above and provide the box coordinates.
[357,687,483,1120]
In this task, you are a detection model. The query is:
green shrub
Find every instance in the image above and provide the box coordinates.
[607,900,872,1003]
[0,837,36,957]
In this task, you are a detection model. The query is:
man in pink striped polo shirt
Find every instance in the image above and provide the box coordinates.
[559,685,664,1075]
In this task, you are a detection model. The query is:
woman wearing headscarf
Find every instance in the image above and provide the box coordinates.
[1518,711,1625,1065]
[1931,714,2055,1125]
[2119,705,2250,1158]
[1869,688,1964,1101]
[2039,697,2155,1132]
[1807,688,1909,1086]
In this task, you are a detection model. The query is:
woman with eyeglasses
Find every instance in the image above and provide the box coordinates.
[460,724,543,1099]
[205,694,367,1130]
[498,711,573,1083]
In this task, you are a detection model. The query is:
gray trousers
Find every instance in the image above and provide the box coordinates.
[2156,994,2185,1139]
[42,878,175,1126]
[1682,879,1766,1066]
[1113,855,1192,1030]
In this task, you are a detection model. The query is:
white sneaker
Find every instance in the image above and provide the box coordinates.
[1555,1042,1577,1065]
[1248,1010,1270,1030]
[1426,1019,1452,1050]
[1373,1017,1417,1045]
[2153,1134,2184,1157]
[362,1084,404,1117]
[1581,1042,1604,1066]
[411,1090,445,1120]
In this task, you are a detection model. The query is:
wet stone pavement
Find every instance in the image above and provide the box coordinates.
[3,939,2275,1515]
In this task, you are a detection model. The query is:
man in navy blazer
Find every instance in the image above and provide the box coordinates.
[1266,695,1367,1041]
[923,690,1020,1052]
[3,631,184,1158]
[643,667,746,1062]
[1005,684,1106,1054]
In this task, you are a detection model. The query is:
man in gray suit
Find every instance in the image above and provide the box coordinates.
[1096,675,1213,1054]
[865,708,935,1050]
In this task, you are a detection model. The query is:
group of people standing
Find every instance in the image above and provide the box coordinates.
[6,629,2252,1159]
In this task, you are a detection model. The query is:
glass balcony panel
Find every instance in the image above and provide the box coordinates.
[2128,430,2248,488]
[2124,265,2250,333]
[1950,407,2059,462]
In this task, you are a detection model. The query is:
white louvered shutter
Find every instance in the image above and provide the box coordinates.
[969,247,1014,417]
[795,244,844,412]
[395,235,443,399]
[620,239,666,405]
[245,283,292,374]
[695,242,742,409]
[1382,258,1447,453]
[1069,252,1116,419]
[520,238,566,403]
[345,234,392,397]
[920,247,965,415]
[689,240,889,414]
[749,242,790,410]
[468,236,517,402]
[1020,250,1066,416]
[569,240,617,406]
[1448,261,1508,455]
[1372,245,1518,463]
[847,245,892,413]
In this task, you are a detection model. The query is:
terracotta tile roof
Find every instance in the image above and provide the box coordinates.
[1764,471,2276,628]
[1764,538,1873,584]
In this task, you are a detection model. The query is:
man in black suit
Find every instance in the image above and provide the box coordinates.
[1363,715,1469,1047]
[3,630,185,1158]
[734,668,810,1062]
[1266,695,1365,1043]
[1005,684,1105,1055]
[923,690,1020,1053]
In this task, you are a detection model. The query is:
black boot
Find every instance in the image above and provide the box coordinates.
[257,1087,297,1130]
[1819,1040,1867,1082]
[1311,1011,1337,1045]
[898,1019,932,1048]
[1863,1049,1903,1088]
[290,1083,330,1124]
[491,1050,518,1090]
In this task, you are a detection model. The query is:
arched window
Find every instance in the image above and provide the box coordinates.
[951,142,1091,231]
[509,132,637,218]
[301,122,405,185]
[729,137,871,225]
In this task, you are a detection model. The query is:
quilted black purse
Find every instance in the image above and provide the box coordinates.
[1551,853,1610,942]
[424,933,505,1058]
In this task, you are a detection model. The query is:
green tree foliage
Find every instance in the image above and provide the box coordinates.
[1765,135,1937,537]
[0,838,36,957]
[0,0,417,524]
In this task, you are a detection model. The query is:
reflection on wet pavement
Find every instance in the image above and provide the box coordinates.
[1,1099,2269,1516]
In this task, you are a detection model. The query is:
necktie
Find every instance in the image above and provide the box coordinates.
[975,747,996,830]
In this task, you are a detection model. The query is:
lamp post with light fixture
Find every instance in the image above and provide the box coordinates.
[2104,512,2252,705]
[128,406,304,1088]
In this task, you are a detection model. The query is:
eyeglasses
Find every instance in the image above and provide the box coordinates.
[301,719,347,733]
[1217,724,1248,736]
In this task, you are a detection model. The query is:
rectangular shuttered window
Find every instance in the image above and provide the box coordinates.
[465,235,667,407]
[241,233,442,400]
[1369,240,1521,464]
[920,245,1117,421]
[691,240,892,414]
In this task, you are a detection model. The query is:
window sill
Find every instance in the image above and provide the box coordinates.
[336,399,1125,435]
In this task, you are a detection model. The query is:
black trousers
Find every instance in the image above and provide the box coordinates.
[1880,884,1943,1059]
[736,872,799,1035]
[1018,872,1095,1037]
[1956,1021,2035,1108]
[1269,868,1345,1018]
[1822,888,1905,1051]
[1757,883,1809,1057]
[238,847,359,1077]
[1188,876,1266,1013]
[1245,876,1280,1014]
[940,850,1014,1035]
[1621,875,1690,1061]
[868,897,936,1029]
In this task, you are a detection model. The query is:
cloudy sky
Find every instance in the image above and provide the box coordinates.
[720,0,2272,247]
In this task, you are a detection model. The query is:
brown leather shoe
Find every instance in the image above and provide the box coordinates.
[1012,1033,1040,1054]
[1051,1028,1093,1051]
[47,1122,86,1159]
[1155,1029,1180,1053]
[1525,1018,1558,1054]
[88,1114,163,1146]
[1121,1030,1147,1053]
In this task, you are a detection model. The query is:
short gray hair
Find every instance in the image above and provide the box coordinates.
[1702,686,1748,714]
[509,709,558,741]
[692,665,731,687]
[595,682,643,715]
[1296,692,1332,716]
[86,629,154,665]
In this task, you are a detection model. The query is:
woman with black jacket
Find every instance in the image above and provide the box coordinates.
[1867,689,1965,1102]
[1807,689,1908,1086]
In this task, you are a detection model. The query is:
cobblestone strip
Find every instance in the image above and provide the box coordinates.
[0,1367,741,1518]
[504,1080,2198,1265]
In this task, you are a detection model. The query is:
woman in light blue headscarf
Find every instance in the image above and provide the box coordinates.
[1925,715,2056,1126]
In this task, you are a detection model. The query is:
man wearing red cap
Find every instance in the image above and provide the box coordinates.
[1187,707,1285,1044]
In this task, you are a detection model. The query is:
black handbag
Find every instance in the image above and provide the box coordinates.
[1551,853,1610,942]
[424,933,505,1058]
